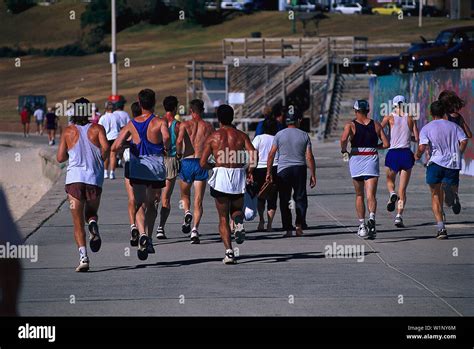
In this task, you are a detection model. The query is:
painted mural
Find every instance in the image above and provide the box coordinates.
[369,69,474,176]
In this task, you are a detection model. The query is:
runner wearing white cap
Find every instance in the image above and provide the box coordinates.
[340,100,389,239]
[381,95,419,227]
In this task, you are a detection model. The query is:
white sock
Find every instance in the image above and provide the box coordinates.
[192,226,198,232]
[79,246,87,259]
[390,191,396,196]
[359,219,365,225]
[369,212,376,220]
[396,213,402,218]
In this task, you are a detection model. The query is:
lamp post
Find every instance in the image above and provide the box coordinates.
[111,0,117,97]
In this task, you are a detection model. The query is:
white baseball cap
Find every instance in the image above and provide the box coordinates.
[392,95,405,105]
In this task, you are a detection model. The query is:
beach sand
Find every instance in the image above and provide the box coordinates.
[0,141,54,221]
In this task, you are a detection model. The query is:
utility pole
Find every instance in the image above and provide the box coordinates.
[418,0,423,28]
[111,0,117,97]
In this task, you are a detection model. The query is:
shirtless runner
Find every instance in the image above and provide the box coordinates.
[200,104,257,264]
[176,99,214,244]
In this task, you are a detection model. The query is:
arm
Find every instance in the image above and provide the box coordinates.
[56,129,69,163]
[460,116,472,139]
[409,115,419,143]
[111,124,130,153]
[97,125,110,161]
[459,139,468,154]
[244,134,257,181]
[199,135,214,170]
[375,121,389,149]
[175,122,186,158]
[380,115,390,128]
[306,145,316,188]
[340,122,352,154]
[414,143,427,160]
[161,120,170,153]
[266,145,278,182]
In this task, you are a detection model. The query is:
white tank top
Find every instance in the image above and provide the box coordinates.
[389,113,411,149]
[65,124,104,187]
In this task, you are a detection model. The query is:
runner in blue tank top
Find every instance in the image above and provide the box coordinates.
[112,89,170,261]
[57,97,110,272]
[155,96,181,240]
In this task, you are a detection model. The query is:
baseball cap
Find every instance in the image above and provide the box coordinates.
[392,95,405,105]
[353,100,369,112]
[286,108,303,124]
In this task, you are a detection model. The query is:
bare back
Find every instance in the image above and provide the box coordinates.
[209,127,252,168]
[65,123,101,150]
[182,118,214,158]
[127,114,167,145]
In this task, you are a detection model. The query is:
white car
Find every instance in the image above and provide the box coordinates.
[334,3,363,15]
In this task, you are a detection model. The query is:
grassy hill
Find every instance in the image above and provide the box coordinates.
[0,2,471,127]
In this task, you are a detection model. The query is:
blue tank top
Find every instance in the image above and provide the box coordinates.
[351,119,378,148]
[130,115,164,157]
[168,119,178,157]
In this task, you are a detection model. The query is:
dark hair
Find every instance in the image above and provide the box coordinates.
[71,97,92,126]
[263,118,278,136]
[138,89,156,111]
[130,101,141,118]
[272,104,287,118]
[430,100,445,118]
[217,104,234,126]
[163,96,178,113]
[189,99,204,115]
[438,90,465,114]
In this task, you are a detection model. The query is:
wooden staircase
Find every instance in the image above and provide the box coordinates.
[238,39,329,118]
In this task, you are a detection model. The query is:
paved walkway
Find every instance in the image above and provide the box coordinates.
[18,141,474,316]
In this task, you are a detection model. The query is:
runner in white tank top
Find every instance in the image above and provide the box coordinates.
[57,97,110,272]
[381,95,419,227]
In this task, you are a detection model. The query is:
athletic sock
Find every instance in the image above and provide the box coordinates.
[390,191,396,197]
[358,219,365,225]
[396,213,402,218]
[192,226,198,232]
[437,221,445,230]
[369,212,376,221]
[159,207,170,228]
[79,246,87,259]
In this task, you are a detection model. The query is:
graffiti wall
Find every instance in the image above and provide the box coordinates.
[369,69,474,176]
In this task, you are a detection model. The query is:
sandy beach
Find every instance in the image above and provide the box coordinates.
[0,136,56,221]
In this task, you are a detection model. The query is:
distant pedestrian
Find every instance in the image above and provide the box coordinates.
[266,109,316,237]
[381,95,419,227]
[252,118,279,232]
[33,105,44,135]
[438,90,472,214]
[99,102,121,180]
[91,106,100,124]
[56,97,110,272]
[254,106,274,136]
[45,107,58,146]
[340,100,389,239]
[414,101,468,239]
[20,106,31,137]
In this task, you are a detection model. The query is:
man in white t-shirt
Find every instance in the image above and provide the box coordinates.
[113,101,131,129]
[99,102,121,179]
[33,106,44,135]
[415,101,468,240]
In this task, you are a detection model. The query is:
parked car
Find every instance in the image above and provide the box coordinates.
[372,3,403,16]
[403,5,449,17]
[400,26,474,73]
[285,0,329,12]
[334,3,363,15]
[364,56,400,75]
[408,29,474,72]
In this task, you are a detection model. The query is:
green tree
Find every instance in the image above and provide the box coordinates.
[4,0,35,14]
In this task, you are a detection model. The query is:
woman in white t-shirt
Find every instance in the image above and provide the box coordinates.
[252,118,279,232]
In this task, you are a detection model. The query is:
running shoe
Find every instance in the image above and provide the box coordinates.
[109,171,116,180]
[394,215,404,228]
[443,183,455,207]
[357,223,368,238]
[367,219,376,240]
[88,220,101,253]
[190,229,200,244]
[156,227,167,240]
[137,234,149,261]
[182,211,192,234]
[222,249,236,265]
[386,193,398,212]
[130,225,139,246]
[233,216,245,244]
[436,228,448,240]
[147,238,155,254]
[452,193,461,215]
[75,256,90,272]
